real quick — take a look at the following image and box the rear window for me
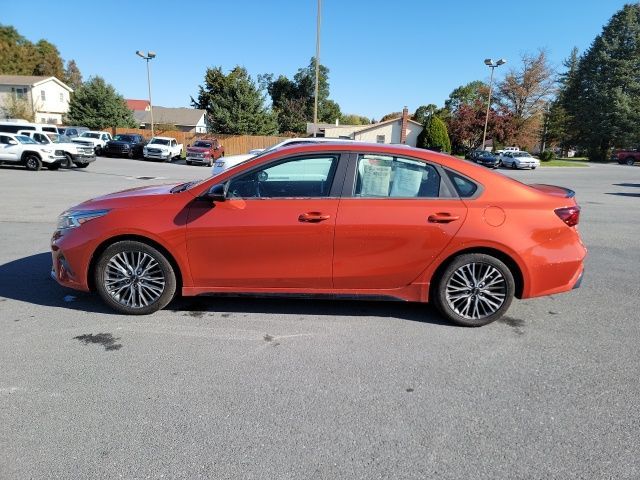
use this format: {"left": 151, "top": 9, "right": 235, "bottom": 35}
{"left": 446, "top": 171, "right": 478, "bottom": 198}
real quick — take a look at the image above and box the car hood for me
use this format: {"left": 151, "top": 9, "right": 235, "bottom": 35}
{"left": 75, "top": 183, "right": 180, "bottom": 210}
{"left": 107, "top": 140, "right": 136, "bottom": 146}
{"left": 73, "top": 138, "right": 99, "bottom": 144}
{"left": 187, "top": 147, "right": 210, "bottom": 153}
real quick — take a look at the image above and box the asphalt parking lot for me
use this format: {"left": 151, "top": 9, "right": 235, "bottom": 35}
{"left": 1, "top": 156, "right": 639, "bottom": 479}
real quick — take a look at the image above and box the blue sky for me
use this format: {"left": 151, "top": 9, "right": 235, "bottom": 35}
{"left": 3, "top": 0, "right": 629, "bottom": 119}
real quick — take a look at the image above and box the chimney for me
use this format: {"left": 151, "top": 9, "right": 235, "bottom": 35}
{"left": 400, "top": 106, "right": 408, "bottom": 144}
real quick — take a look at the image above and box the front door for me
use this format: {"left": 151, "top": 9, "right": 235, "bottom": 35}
{"left": 186, "top": 153, "right": 345, "bottom": 289}
{"left": 333, "top": 153, "right": 467, "bottom": 289}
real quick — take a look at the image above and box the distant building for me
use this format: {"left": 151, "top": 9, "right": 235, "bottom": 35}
{"left": 125, "top": 99, "right": 151, "bottom": 112}
{"left": 0, "top": 75, "right": 73, "bottom": 124}
{"left": 307, "top": 107, "right": 423, "bottom": 147}
{"left": 133, "top": 106, "right": 207, "bottom": 133}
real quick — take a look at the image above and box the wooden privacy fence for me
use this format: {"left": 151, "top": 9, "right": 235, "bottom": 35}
{"left": 110, "top": 128, "right": 291, "bottom": 155}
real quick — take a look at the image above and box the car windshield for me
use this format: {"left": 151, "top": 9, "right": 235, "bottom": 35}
{"left": 16, "top": 135, "right": 37, "bottom": 144}
{"left": 193, "top": 141, "right": 212, "bottom": 148}
{"left": 80, "top": 132, "right": 100, "bottom": 139}
{"left": 515, "top": 152, "right": 531, "bottom": 157}
{"left": 114, "top": 135, "right": 133, "bottom": 142}
{"left": 149, "top": 138, "right": 170, "bottom": 145}
{"left": 46, "top": 134, "right": 68, "bottom": 143}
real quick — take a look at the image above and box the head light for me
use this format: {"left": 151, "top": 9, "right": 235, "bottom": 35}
{"left": 56, "top": 209, "right": 110, "bottom": 230}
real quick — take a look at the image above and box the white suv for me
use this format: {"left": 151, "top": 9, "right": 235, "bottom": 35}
{"left": 211, "top": 137, "right": 354, "bottom": 176}
{"left": 0, "top": 133, "right": 66, "bottom": 170}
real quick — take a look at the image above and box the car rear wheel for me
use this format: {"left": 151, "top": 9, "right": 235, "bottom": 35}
{"left": 94, "top": 241, "right": 177, "bottom": 315}
{"left": 433, "top": 253, "right": 515, "bottom": 327}
{"left": 511, "top": 161, "right": 518, "bottom": 169}
{"left": 625, "top": 157, "right": 635, "bottom": 166}
{"left": 24, "top": 154, "right": 42, "bottom": 171}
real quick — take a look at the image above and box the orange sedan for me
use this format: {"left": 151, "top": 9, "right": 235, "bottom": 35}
{"left": 51, "top": 143, "right": 586, "bottom": 326}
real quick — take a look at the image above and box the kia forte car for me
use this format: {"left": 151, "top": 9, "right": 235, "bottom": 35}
{"left": 51, "top": 143, "right": 586, "bottom": 326}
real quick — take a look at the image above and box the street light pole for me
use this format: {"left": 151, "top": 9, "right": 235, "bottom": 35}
{"left": 481, "top": 58, "right": 506, "bottom": 151}
{"left": 313, "top": 0, "right": 321, "bottom": 137}
{"left": 136, "top": 50, "right": 156, "bottom": 137}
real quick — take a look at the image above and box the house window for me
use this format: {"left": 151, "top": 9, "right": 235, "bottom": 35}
{"left": 376, "top": 135, "right": 385, "bottom": 144}
{"left": 59, "top": 93, "right": 64, "bottom": 102}
{"left": 41, "top": 90, "right": 46, "bottom": 101}
{"left": 12, "top": 87, "right": 26, "bottom": 99}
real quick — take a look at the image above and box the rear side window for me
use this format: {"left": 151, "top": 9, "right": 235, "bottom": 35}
{"left": 354, "top": 154, "right": 440, "bottom": 198}
{"left": 446, "top": 171, "right": 478, "bottom": 198}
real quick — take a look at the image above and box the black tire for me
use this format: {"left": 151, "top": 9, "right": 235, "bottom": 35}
{"left": 433, "top": 253, "right": 515, "bottom": 327}
{"left": 24, "top": 154, "right": 42, "bottom": 171}
{"left": 185, "top": 160, "right": 192, "bottom": 166}
{"left": 64, "top": 153, "right": 74, "bottom": 168}
{"left": 94, "top": 240, "right": 177, "bottom": 315}
{"left": 95, "top": 146, "right": 102, "bottom": 156}
{"left": 625, "top": 157, "right": 635, "bottom": 166}
{"left": 47, "top": 163, "right": 60, "bottom": 170}
{"left": 531, "top": 166, "right": 537, "bottom": 170}
{"left": 74, "top": 162, "right": 89, "bottom": 168}
{"left": 511, "top": 161, "right": 518, "bottom": 169}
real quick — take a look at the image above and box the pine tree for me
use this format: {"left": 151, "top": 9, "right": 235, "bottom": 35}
{"left": 417, "top": 115, "right": 451, "bottom": 153}
{"left": 192, "top": 66, "right": 277, "bottom": 135}
{"left": 570, "top": 5, "right": 640, "bottom": 160}
{"left": 65, "top": 77, "right": 136, "bottom": 129}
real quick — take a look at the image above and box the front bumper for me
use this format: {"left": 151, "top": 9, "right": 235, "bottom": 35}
{"left": 186, "top": 155, "right": 212, "bottom": 164}
{"left": 144, "top": 151, "right": 171, "bottom": 160}
{"left": 71, "top": 153, "right": 96, "bottom": 163}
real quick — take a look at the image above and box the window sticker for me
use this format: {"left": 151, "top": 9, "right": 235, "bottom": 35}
{"left": 360, "top": 158, "right": 392, "bottom": 196}
{"left": 390, "top": 165, "right": 422, "bottom": 197}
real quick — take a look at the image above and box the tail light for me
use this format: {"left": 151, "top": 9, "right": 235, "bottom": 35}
{"left": 555, "top": 206, "right": 580, "bottom": 227}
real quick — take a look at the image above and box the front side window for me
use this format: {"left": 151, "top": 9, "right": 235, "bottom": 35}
{"left": 228, "top": 155, "right": 339, "bottom": 199}
{"left": 354, "top": 154, "right": 440, "bottom": 198}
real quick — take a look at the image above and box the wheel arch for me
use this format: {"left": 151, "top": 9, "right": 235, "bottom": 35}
{"left": 21, "top": 150, "right": 42, "bottom": 160}
{"left": 87, "top": 234, "right": 184, "bottom": 292}
{"left": 430, "top": 246, "right": 525, "bottom": 299}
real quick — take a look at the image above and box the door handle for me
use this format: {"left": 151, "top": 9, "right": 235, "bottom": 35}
{"left": 428, "top": 212, "right": 460, "bottom": 223}
{"left": 298, "top": 212, "right": 331, "bottom": 223}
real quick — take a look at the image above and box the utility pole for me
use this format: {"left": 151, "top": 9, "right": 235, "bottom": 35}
{"left": 313, "top": 0, "right": 321, "bottom": 137}
{"left": 482, "top": 58, "right": 506, "bottom": 150}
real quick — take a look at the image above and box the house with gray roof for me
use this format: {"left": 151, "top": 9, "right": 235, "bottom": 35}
{"left": 133, "top": 107, "right": 207, "bottom": 133}
{"left": 0, "top": 75, "right": 73, "bottom": 124}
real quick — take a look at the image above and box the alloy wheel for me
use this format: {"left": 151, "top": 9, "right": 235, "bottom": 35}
{"left": 103, "top": 251, "right": 166, "bottom": 309}
{"left": 445, "top": 262, "right": 507, "bottom": 320}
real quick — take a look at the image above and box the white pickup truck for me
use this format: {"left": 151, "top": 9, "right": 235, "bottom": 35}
{"left": 72, "top": 131, "right": 113, "bottom": 155}
{"left": 143, "top": 136, "right": 183, "bottom": 162}
{"left": 0, "top": 132, "right": 66, "bottom": 170}
{"left": 18, "top": 130, "right": 95, "bottom": 168}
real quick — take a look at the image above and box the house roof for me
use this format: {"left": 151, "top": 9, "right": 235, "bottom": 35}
{"left": 134, "top": 107, "right": 206, "bottom": 127}
{"left": 0, "top": 75, "right": 73, "bottom": 92}
{"left": 126, "top": 99, "right": 150, "bottom": 111}
{"left": 353, "top": 116, "right": 423, "bottom": 136}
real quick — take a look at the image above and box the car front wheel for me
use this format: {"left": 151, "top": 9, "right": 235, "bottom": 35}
{"left": 433, "top": 253, "right": 515, "bottom": 327}
{"left": 625, "top": 157, "right": 635, "bottom": 166}
{"left": 94, "top": 241, "right": 177, "bottom": 315}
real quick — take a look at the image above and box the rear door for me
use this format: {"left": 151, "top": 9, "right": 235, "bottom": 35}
{"left": 0, "top": 135, "right": 21, "bottom": 161}
{"left": 333, "top": 153, "right": 467, "bottom": 289}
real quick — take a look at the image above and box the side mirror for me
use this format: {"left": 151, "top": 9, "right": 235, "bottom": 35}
{"left": 203, "top": 183, "right": 226, "bottom": 202}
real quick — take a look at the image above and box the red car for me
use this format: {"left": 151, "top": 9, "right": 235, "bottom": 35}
{"left": 51, "top": 143, "right": 586, "bottom": 326}
{"left": 185, "top": 138, "right": 224, "bottom": 166}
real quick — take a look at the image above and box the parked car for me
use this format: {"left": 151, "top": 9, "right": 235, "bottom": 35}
{"left": 143, "top": 136, "right": 183, "bottom": 161}
{"left": 610, "top": 148, "right": 640, "bottom": 165}
{"left": 0, "top": 120, "right": 60, "bottom": 135}
{"left": 104, "top": 134, "right": 146, "bottom": 159}
{"left": 495, "top": 146, "right": 520, "bottom": 155}
{"left": 17, "top": 131, "right": 95, "bottom": 168}
{"left": 72, "top": 131, "right": 113, "bottom": 155}
{"left": 211, "top": 137, "right": 353, "bottom": 176}
{"left": 0, "top": 133, "right": 66, "bottom": 170}
{"left": 51, "top": 142, "right": 586, "bottom": 327}
{"left": 500, "top": 151, "right": 540, "bottom": 169}
{"left": 185, "top": 138, "right": 224, "bottom": 166}
{"left": 59, "top": 126, "right": 89, "bottom": 138}
{"left": 474, "top": 151, "right": 500, "bottom": 168}
{"left": 465, "top": 149, "right": 484, "bottom": 161}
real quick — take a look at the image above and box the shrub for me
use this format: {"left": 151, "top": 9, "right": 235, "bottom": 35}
{"left": 539, "top": 150, "right": 555, "bottom": 162}
{"left": 417, "top": 116, "right": 451, "bottom": 153}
